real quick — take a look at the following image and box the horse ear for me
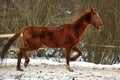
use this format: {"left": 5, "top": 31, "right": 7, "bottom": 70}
{"left": 94, "top": 8, "right": 97, "bottom": 11}
{"left": 91, "top": 8, "right": 97, "bottom": 12}
{"left": 91, "top": 8, "right": 93, "bottom": 12}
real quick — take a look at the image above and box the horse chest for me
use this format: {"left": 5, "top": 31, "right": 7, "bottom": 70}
{"left": 68, "top": 36, "right": 79, "bottom": 44}
{"left": 65, "top": 30, "right": 80, "bottom": 46}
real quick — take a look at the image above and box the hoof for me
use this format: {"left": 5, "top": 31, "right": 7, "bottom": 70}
{"left": 66, "top": 65, "right": 74, "bottom": 72}
{"left": 24, "top": 63, "right": 28, "bottom": 68}
{"left": 16, "top": 68, "right": 24, "bottom": 71}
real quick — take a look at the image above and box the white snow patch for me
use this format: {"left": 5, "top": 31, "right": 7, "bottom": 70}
{"left": 0, "top": 58, "right": 120, "bottom": 80}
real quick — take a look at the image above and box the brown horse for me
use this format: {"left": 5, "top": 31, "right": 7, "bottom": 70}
{"left": 0, "top": 8, "right": 103, "bottom": 71}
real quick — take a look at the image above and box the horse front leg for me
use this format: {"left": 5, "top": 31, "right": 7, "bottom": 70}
{"left": 70, "top": 46, "right": 82, "bottom": 61}
{"left": 65, "top": 46, "right": 74, "bottom": 72}
{"left": 17, "top": 51, "right": 23, "bottom": 71}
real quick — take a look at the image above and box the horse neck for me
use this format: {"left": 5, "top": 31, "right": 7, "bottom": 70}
{"left": 72, "top": 16, "right": 90, "bottom": 38}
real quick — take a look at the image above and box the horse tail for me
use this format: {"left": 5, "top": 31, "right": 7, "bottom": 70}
{"left": 0, "top": 29, "right": 23, "bottom": 60}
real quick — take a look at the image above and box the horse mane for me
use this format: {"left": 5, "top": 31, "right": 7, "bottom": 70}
{"left": 71, "top": 9, "right": 92, "bottom": 36}
{"left": 72, "top": 9, "right": 92, "bottom": 25}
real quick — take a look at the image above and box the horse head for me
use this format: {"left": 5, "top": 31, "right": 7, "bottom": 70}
{"left": 90, "top": 8, "right": 103, "bottom": 30}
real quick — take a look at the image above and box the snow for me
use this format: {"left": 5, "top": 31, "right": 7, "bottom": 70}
{"left": 0, "top": 58, "right": 120, "bottom": 80}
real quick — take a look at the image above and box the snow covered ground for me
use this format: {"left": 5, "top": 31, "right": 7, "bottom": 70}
{"left": 0, "top": 58, "right": 120, "bottom": 80}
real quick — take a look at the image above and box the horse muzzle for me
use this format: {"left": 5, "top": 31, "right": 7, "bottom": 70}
{"left": 98, "top": 25, "right": 104, "bottom": 31}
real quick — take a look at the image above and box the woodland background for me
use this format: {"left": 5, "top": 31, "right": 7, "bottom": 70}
{"left": 0, "top": 0, "right": 120, "bottom": 64}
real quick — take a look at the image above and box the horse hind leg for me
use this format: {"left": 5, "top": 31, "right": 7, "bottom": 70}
{"left": 17, "top": 51, "right": 23, "bottom": 71}
{"left": 20, "top": 47, "right": 31, "bottom": 68}
{"left": 21, "top": 38, "right": 42, "bottom": 68}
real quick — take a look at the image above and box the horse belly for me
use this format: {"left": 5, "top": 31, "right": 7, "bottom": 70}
{"left": 41, "top": 34, "right": 66, "bottom": 48}
{"left": 40, "top": 28, "right": 66, "bottom": 48}
{"left": 41, "top": 38, "right": 64, "bottom": 48}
